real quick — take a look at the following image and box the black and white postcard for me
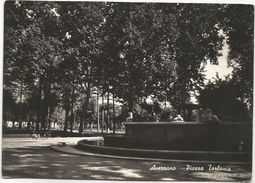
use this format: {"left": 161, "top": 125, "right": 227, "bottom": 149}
{"left": 2, "top": 0, "right": 253, "bottom": 181}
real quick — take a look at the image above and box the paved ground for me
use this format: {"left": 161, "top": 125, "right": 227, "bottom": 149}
{"left": 1, "top": 136, "right": 252, "bottom": 181}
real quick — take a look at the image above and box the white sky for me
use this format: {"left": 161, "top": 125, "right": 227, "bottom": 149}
{"left": 190, "top": 40, "right": 233, "bottom": 103}
{"left": 204, "top": 38, "right": 233, "bottom": 82}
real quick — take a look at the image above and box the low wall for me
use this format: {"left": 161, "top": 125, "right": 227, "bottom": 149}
{"left": 112, "top": 122, "right": 252, "bottom": 151}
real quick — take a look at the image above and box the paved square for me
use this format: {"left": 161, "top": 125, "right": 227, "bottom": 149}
{"left": 2, "top": 136, "right": 252, "bottom": 181}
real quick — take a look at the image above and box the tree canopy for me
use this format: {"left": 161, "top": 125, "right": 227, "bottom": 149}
{"left": 4, "top": 2, "right": 253, "bottom": 132}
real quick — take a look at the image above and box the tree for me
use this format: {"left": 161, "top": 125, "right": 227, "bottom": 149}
{"left": 99, "top": 3, "right": 178, "bottom": 113}
{"left": 5, "top": 1, "right": 64, "bottom": 131}
{"left": 58, "top": 2, "right": 106, "bottom": 133}
{"left": 99, "top": 3, "right": 226, "bottom": 114}
{"left": 3, "top": 87, "right": 16, "bottom": 122}
{"left": 5, "top": 2, "right": 251, "bottom": 131}
{"left": 170, "top": 4, "right": 224, "bottom": 110}
{"left": 219, "top": 4, "right": 253, "bottom": 109}
{"left": 198, "top": 76, "right": 252, "bottom": 122}
{"left": 4, "top": 1, "right": 36, "bottom": 129}
{"left": 197, "top": 4, "right": 253, "bottom": 123}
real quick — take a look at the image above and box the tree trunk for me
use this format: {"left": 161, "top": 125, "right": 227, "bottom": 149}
{"left": 41, "top": 110, "right": 47, "bottom": 131}
{"left": 79, "top": 87, "right": 91, "bottom": 134}
{"left": 101, "top": 94, "right": 104, "bottom": 133}
{"left": 107, "top": 90, "right": 110, "bottom": 133}
{"left": 79, "top": 104, "right": 87, "bottom": 134}
{"left": 47, "top": 105, "right": 53, "bottom": 130}
{"left": 70, "top": 83, "right": 75, "bottom": 133}
{"left": 18, "top": 82, "right": 23, "bottom": 130}
{"left": 128, "top": 98, "right": 134, "bottom": 113}
{"left": 36, "top": 79, "right": 43, "bottom": 132}
{"left": 165, "top": 92, "right": 167, "bottom": 108}
{"left": 46, "top": 83, "right": 53, "bottom": 131}
{"left": 70, "top": 105, "right": 74, "bottom": 133}
{"left": 113, "top": 92, "right": 116, "bottom": 134}
{"left": 79, "top": 66, "right": 92, "bottom": 134}
{"left": 64, "top": 106, "right": 70, "bottom": 133}
{"left": 79, "top": 112, "right": 84, "bottom": 134}
{"left": 64, "top": 90, "right": 70, "bottom": 133}
{"left": 97, "top": 89, "right": 100, "bottom": 132}
{"left": 27, "top": 109, "right": 31, "bottom": 132}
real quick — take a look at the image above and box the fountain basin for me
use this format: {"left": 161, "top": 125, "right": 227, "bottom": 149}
{"left": 77, "top": 121, "right": 252, "bottom": 162}
{"left": 110, "top": 122, "right": 252, "bottom": 151}
{"left": 77, "top": 139, "right": 251, "bottom": 162}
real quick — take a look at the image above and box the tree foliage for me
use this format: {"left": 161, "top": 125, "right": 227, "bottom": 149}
{"left": 3, "top": 2, "right": 253, "bottom": 131}
{"left": 219, "top": 4, "right": 253, "bottom": 108}
{"left": 198, "top": 77, "right": 252, "bottom": 122}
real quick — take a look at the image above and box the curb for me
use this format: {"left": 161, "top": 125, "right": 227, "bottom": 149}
{"left": 50, "top": 145, "right": 252, "bottom": 164}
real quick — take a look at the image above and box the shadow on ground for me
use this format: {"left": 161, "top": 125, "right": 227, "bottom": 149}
{"left": 2, "top": 142, "right": 252, "bottom": 181}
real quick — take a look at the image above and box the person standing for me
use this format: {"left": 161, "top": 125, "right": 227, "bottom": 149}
{"left": 173, "top": 114, "right": 184, "bottom": 122}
